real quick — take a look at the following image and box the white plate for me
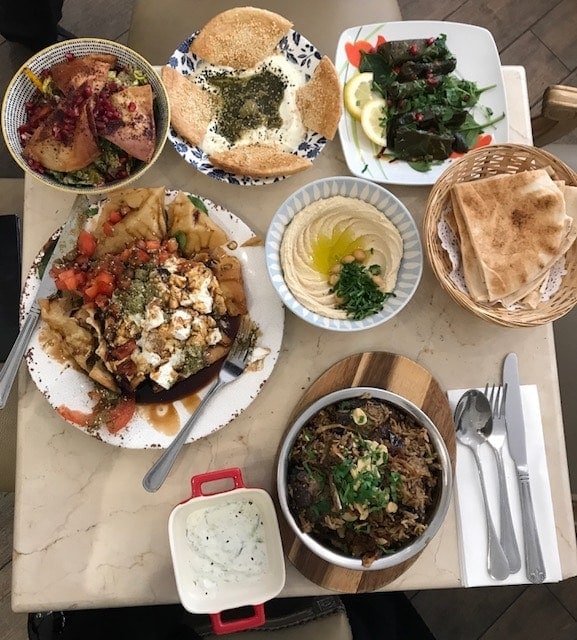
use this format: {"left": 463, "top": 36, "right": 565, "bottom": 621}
{"left": 265, "top": 176, "right": 423, "bottom": 331}
{"left": 335, "top": 21, "right": 509, "bottom": 186}
{"left": 165, "top": 30, "right": 329, "bottom": 186}
{"left": 21, "top": 192, "right": 285, "bottom": 449}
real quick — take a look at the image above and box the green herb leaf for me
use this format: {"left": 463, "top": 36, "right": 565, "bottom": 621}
{"left": 331, "top": 260, "right": 392, "bottom": 320}
{"left": 173, "top": 230, "right": 187, "bottom": 253}
{"left": 187, "top": 194, "right": 208, "bottom": 214}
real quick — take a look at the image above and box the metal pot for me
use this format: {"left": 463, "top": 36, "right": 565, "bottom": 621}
{"left": 276, "top": 386, "right": 453, "bottom": 571}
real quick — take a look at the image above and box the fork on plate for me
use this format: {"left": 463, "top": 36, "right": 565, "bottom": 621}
{"left": 143, "top": 316, "right": 258, "bottom": 493}
{"left": 483, "top": 384, "right": 522, "bottom": 573}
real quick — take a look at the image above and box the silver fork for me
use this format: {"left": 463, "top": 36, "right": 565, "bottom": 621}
{"left": 143, "top": 316, "right": 258, "bottom": 493}
{"left": 483, "top": 384, "right": 522, "bottom": 573}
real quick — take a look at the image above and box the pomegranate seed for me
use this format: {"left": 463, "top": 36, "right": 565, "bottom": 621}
{"left": 127, "top": 101, "right": 136, "bottom": 112}
{"left": 408, "top": 44, "right": 419, "bottom": 56}
{"left": 426, "top": 36, "right": 436, "bottom": 45}
{"left": 65, "top": 52, "right": 75, "bottom": 61}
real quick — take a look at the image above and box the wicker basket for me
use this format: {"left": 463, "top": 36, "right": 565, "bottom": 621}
{"left": 423, "top": 143, "right": 577, "bottom": 327}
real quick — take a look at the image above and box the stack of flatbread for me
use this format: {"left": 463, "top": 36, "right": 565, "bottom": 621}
{"left": 161, "top": 7, "right": 341, "bottom": 178}
{"left": 448, "top": 169, "right": 577, "bottom": 309}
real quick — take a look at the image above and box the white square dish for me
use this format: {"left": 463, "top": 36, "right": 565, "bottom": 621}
{"left": 168, "top": 468, "right": 285, "bottom": 634}
{"left": 335, "top": 21, "right": 509, "bottom": 186}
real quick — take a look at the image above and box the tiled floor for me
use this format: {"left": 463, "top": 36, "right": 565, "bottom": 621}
{"left": 1, "top": 1, "right": 577, "bottom": 639}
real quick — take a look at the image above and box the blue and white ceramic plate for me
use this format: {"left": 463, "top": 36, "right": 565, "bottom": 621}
{"left": 165, "top": 30, "right": 329, "bottom": 186}
{"left": 266, "top": 176, "right": 423, "bottom": 331}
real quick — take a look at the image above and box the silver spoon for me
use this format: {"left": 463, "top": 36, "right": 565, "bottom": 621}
{"left": 455, "top": 389, "right": 510, "bottom": 580}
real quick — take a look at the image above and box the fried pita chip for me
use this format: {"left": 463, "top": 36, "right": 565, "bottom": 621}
{"left": 101, "top": 84, "right": 156, "bottom": 162}
{"left": 92, "top": 187, "right": 167, "bottom": 256}
{"left": 167, "top": 190, "right": 229, "bottom": 256}
{"left": 50, "top": 54, "right": 117, "bottom": 94}
{"left": 23, "top": 90, "right": 100, "bottom": 172}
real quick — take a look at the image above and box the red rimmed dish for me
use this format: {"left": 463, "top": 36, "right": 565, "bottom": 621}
{"left": 168, "top": 468, "right": 286, "bottom": 635}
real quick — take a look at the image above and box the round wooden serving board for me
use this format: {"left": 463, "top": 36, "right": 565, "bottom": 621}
{"left": 278, "top": 351, "right": 456, "bottom": 593}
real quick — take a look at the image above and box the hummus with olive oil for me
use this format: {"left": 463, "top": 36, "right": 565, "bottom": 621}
{"left": 280, "top": 196, "right": 403, "bottom": 319}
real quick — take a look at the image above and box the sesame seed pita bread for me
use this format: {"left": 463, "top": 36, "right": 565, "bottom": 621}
{"left": 189, "top": 7, "right": 292, "bottom": 69}
{"left": 209, "top": 143, "right": 311, "bottom": 178}
{"left": 451, "top": 169, "right": 576, "bottom": 304}
{"left": 161, "top": 66, "right": 214, "bottom": 147}
{"left": 296, "top": 56, "right": 342, "bottom": 140}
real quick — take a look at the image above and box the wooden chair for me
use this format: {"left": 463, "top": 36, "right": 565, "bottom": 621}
{"left": 532, "top": 85, "right": 577, "bottom": 147}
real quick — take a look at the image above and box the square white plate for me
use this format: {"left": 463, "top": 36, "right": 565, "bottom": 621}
{"left": 335, "top": 21, "right": 509, "bottom": 186}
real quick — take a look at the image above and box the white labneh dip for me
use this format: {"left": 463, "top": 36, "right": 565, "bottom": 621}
{"left": 192, "top": 54, "right": 306, "bottom": 154}
{"left": 185, "top": 497, "right": 268, "bottom": 595}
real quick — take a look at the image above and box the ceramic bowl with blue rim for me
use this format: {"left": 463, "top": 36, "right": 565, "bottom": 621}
{"left": 1, "top": 38, "right": 169, "bottom": 195}
{"left": 165, "top": 30, "right": 329, "bottom": 186}
{"left": 266, "top": 176, "right": 423, "bottom": 331}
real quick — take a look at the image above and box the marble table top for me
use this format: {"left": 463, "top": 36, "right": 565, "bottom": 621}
{"left": 10, "top": 64, "right": 577, "bottom": 612}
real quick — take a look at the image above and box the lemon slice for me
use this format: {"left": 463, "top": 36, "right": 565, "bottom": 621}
{"left": 343, "top": 72, "right": 378, "bottom": 120}
{"left": 360, "top": 98, "right": 388, "bottom": 147}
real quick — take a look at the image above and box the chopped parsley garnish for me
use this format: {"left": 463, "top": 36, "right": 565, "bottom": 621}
{"left": 330, "top": 260, "right": 393, "bottom": 320}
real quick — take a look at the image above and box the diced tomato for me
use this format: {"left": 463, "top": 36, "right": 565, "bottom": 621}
{"left": 108, "top": 210, "right": 122, "bottom": 224}
{"left": 57, "top": 405, "right": 96, "bottom": 427}
{"left": 84, "top": 271, "right": 115, "bottom": 300}
{"left": 77, "top": 229, "right": 96, "bottom": 257}
{"left": 105, "top": 396, "right": 136, "bottom": 434}
{"left": 145, "top": 240, "right": 161, "bottom": 251}
{"left": 54, "top": 267, "right": 85, "bottom": 292}
{"left": 102, "top": 221, "right": 114, "bottom": 237}
{"left": 135, "top": 249, "right": 150, "bottom": 263}
{"left": 164, "top": 237, "right": 179, "bottom": 253}
{"left": 109, "top": 339, "right": 137, "bottom": 360}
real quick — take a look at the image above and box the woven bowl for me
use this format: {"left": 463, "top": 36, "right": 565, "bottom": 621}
{"left": 1, "top": 38, "right": 169, "bottom": 195}
{"left": 423, "top": 143, "right": 577, "bottom": 327}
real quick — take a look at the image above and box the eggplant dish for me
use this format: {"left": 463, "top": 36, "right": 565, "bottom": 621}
{"left": 287, "top": 395, "right": 441, "bottom": 567}
{"left": 38, "top": 187, "right": 247, "bottom": 434}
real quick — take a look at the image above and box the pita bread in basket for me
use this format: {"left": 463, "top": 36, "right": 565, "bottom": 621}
{"left": 423, "top": 144, "right": 577, "bottom": 327}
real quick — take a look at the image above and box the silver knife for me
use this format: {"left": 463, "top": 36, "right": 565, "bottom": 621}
{"left": 0, "top": 196, "right": 90, "bottom": 409}
{"left": 502, "top": 352, "right": 546, "bottom": 584}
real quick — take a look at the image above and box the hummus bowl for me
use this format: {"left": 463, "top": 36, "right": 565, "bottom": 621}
{"left": 265, "top": 176, "right": 423, "bottom": 330}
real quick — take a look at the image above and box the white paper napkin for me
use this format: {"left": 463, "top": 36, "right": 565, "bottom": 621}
{"left": 448, "top": 385, "right": 562, "bottom": 586}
